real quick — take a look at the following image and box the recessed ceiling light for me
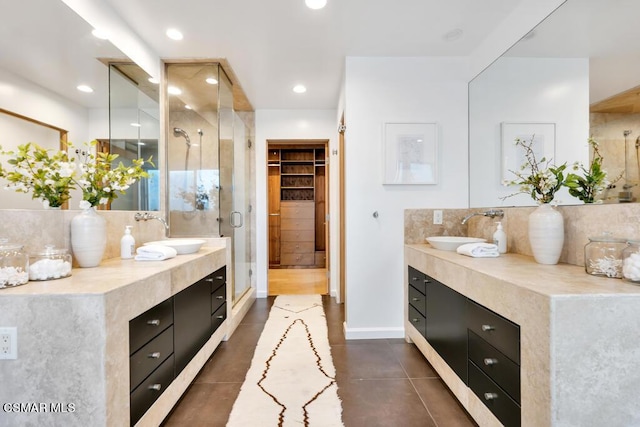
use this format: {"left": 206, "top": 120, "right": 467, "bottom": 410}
{"left": 305, "top": 0, "right": 327, "bottom": 9}
{"left": 166, "top": 28, "right": 184, "bottom": 40}
{"left": 148, "top": 77, "right": 159, "bottom": 84}
{"left": 184, "top": 104, "right": 192, "bottom": 110}
{"left": 91, "top": 28, "right": 109, "bottom": 40}
{"left": 130, "top": 123, "right": 142, "bottom": 127}
{"left": 205, "top": 77, "right": 218, "bottom": 85}
{"left": 293, "top": 84, "right": 307, "bottom": 94}
{"left": 76, "top": 85, "right": 93, "bottom": 93}
{"left": 167, "top": 86, "right": 182, "bottom": 95}
{"left": 442, "top": 28, "right": 463, "bottom": 42}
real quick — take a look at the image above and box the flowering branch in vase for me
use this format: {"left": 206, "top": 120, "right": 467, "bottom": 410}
{"left": 501, "top": 135, "right": 567, "bottom": 204}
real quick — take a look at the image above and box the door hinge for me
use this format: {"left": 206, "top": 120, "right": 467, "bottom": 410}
{"left": 249, "top": 268, "right": 253, "bottom": 277}
{"left": 326, "top": 270, "right": 330, "bottom": 278}
{"left": 248, "top": 204, "right": 253, "bottom": 213}
{"left": 338, "top": 124, "right": 346, "bottom": 133}
{"left": 248, "top": 139, "right": 252, "bottom": 149}
{"left": 325, "top": 213, "right": 330, "bottom": 222}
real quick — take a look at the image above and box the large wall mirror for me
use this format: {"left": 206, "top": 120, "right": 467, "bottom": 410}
{"left": 0, "top": 0, "right": 159, "bottom": 210}
{"left": 469, "top": 0, "right": 640, "bottom": 207}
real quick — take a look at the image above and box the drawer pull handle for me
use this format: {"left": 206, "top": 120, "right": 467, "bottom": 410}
{"left": 483, "top": 392, "right": 499, "bottom": 401}
{"left": 148, "top": 352, "right": 161, "bottom": 359}
{"left": 205, "top": 278, "right": 214, "bottom": 282}
{"left": 481, "top": 324, "right": 495, "bottom": 332}
{"left": 215, "top": 295, "right": 224, "bottom": 300}
{"left": 412, "top": 318, "right": 419, "bottom": 323}
{"left": 411, "top": 297, "right": 420, "bottom": 302}
{"left": 424, "top": 279, "right": 430, "bottom": 283}
{"left": 483, "top": 358, "right": 498, "bottom": 366}
{"left": 147, "top": 319, "right": 160, "bottom": 326}
{"left": 148, "top": 384, "right": 162, "bottom": 391}
{"left": 216, "top": 315, "right": 224, "bottom": 319}
{"left": 412, "top": 277, "right": 418, "bottom": 281}
{"left": 216, "top": 276, "right": 224, "bottom": 280}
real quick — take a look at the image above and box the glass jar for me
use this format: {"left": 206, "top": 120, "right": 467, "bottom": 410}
{"left": 622, "top": 240, "right": 640, "bottom": 284}
{"left": 584, "top": 233, "right": 626, "bottom": 278}
{"left": 0, "top": 239, "right": 29, "bottom": 288}
{"left": 29, "top": 245, "right": 72, "bottom": 281}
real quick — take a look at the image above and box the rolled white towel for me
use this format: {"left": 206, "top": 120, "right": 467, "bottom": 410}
{"left": 456, "top": 243, "right": 500, "bottom": 258}
{"left": 135, "top": 245, "right": 178, "bottom": 261}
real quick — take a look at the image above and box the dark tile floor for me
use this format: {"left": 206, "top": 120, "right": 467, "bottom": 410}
{"left": 162, "top": 296, "right": 476, "bottom": 427}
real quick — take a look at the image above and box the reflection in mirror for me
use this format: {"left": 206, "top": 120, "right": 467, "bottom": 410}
{"left": 108, "top": 64, "right": 160, "bottom": 211}
{"left": 469, "top": 0, "right": 640, "bottom": 207}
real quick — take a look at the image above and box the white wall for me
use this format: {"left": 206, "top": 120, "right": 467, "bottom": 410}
{"left": 343, "top": 57, "right": 469, "bottom": 339}
{"left": 469, "top": 57, "right": 589, "bottom": 207}
{"left": 255, "top": 109, "right": 338, "bottom": 298}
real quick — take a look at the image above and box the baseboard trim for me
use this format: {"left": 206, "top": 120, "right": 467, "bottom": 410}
{"left": 257, "top": 290, "right": 269, "bottom": 298}
{"left": 343, "top": 322, "right": 405, "bottom": 340}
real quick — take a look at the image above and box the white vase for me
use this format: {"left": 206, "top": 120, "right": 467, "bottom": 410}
{"left": 528, "top": 203, "right": 564, "bottom": 265}
{"left": 71, "top": 207, "right": 107, "bottom": 268}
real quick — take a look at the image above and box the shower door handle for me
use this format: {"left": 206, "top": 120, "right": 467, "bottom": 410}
{"left": 230, "top": 211, "right": 243, "bottom": 228}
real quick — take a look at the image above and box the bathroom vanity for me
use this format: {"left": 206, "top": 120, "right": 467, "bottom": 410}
{"left": 406, "top": 244, "right": 640, "bottom": 427}
{"left": 0, "top": 246, "right": 228, "bottom": 427}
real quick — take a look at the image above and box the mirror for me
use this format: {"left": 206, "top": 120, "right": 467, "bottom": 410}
{"left": 469, "top": 0, "right": 640, "bottom": 207}
{"left": 0, "top": 0, "right": 159, "bottom": 210}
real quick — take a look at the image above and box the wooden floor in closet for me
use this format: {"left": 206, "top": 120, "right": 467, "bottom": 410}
{"left": 268, "top": 268, "right": 327, "bottom": 295}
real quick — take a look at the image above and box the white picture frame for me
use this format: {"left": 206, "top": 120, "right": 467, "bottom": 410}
{"left": 382, "top": 122, "right": 438, "bottom": 185}
{"left": 501, "top": 122, "right": 556, "bottom": 182}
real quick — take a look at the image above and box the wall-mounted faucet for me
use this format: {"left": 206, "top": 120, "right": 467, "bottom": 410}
{"left": 461, "top": 209, "right": 504, "bottom": 225}
{"left": 134, "top": 212, "right": 169, "bottom": 231}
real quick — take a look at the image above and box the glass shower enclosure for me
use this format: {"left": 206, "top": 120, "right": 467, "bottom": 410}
{"left": 165, "top": 62, "right": 252, "bottom": 304}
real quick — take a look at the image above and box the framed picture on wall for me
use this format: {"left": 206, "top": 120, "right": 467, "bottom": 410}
{"left": 382, "top": 122, "right": 438, "bottom": 185}
{"left": 501, "top": 122, "right": 556, "bottom": 182}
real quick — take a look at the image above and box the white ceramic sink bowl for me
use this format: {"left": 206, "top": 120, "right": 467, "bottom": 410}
{"left": 143, "top": 239, "right": 206, "bottom": 255}
{"left": 426, "top": 236, "right": 486, "bottom": 251}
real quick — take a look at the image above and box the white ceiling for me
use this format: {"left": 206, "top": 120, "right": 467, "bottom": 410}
{"left": 0, "top": 0, "right": 523, "bottom": 111}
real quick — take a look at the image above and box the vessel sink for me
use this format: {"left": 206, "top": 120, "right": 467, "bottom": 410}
{"left": 426, "top": 236, "right": 486, "bottom": 251}
{"left": 143, "top": 238, "right": 206, "bottom": 255}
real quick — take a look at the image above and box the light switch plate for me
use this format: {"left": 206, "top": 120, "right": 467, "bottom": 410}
{"left": 0, "top": 327, "right": 17, "bottom": 360}
{"left": 433, "top": 210, "right": 443, "bottom": 225}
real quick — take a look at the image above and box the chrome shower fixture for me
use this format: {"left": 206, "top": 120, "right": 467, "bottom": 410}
{"left": 173, "top": 127, "right": 191, "bottom": 147}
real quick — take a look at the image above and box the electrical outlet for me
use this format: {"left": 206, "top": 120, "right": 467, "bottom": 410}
{"left": 433, "top": 210, "right": 443, "bottom": 225}
{"left": 0, "top": 327, "right": 17, "bottom": 360}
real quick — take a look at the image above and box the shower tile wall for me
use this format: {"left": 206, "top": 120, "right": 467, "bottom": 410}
{"left": 591, "top": 112, "right": 640, "bottom": 203}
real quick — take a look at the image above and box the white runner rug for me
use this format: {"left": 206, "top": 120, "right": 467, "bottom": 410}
{"left": 226, "top": 294, "right": 344, "bottom": 427}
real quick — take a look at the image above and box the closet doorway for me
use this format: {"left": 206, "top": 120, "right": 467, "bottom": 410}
{"left": 267, "top": 140, "right": 329, "bottom": 295}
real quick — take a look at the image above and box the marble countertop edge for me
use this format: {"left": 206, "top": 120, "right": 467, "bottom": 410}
{"left": 406, "top": 243, "right": 640, "bottom": 297}
{"left": 0, "top": 246, "right": 225, "bottom": 297}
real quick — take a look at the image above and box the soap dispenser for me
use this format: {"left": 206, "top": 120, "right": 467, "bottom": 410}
{"left": 120, "top": 226, "right": 135, "bottom": 259}
{"left": 493, "top": 221, "right": 507, "bottom": 254}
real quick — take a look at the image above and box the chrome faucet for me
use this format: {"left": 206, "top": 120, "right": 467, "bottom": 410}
{"left": 461, "top": 209, "right": 504, "bottom": 225}
{"left": 134, "top": 212, "right": 169, "bottom": 230}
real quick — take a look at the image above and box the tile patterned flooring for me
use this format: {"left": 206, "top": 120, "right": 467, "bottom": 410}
{"left": 162, "top": 296, "right": 477, "bottom": 427}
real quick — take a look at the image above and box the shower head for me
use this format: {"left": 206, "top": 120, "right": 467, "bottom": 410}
{"left": 173, "top": 127, "right": 191, "bottom": 146}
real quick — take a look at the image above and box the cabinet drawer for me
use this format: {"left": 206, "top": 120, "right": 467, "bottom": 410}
{"left": 281, "top": 218, "right": 314, "bottom": 231}
{"left": 211, "top": 284, "right": 226, "bottom": 314}
{"left": 468, "top": 300, "right": 520, "bottom": 364}
{"left": 130, "top": 325, "right": 174, "bottom": 392}
{"left": 408, "top": 285, "right": 426, "bottom": 317}
{"left": 281, "top": 202, "right": 314, "bottom": 219}
{"left": 129, "top": 298, "right": 173, "bottom": 355}
{"left": 205, "top": 267, "right": 226, "bottom": 292}
{"left": 212, "top": 303, "right": 227, "bottom": 334}
{"left": 408, "top": 266, "right": 427, "bottom": 295}
{"left": 281, "top": 241, "right": 315, "bottom": 254}
{"left": 469, "top": 361, "right": 521, "bottom": 427}
{"left": 408, "top": 305, "right": 426, "bottom": 338}
{"left": 468, "top": 331, "right": 520, "bottom": 403}
{"left": 130, "top": 353, "right": 175, "bottom": 426}
{"left": 280, "top": 253, "right": 315, "bottom": 265}
{"left": 281, "top": 230, "right": 314, "bottom": 242}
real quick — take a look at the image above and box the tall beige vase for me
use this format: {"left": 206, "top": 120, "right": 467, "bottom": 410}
{"left": 528, "top": 203, "right": 564, "bottom": 264}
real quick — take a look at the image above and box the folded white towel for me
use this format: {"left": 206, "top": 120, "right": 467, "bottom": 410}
{"left": 135, "top": 245, "right": 178, "bottom": 261}
{"left": 456, "top": 243, "right": 500, "bottom": 258}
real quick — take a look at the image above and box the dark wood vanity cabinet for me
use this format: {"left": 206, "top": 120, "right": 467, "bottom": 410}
{"left": 425, "top": 277, "right": 468, "bottom": 383}
{"left": 407, "top": 265, "right": 521, "bottom": 427}
{"left": 129, "top": 266, "right": 227, "bottom": 426}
